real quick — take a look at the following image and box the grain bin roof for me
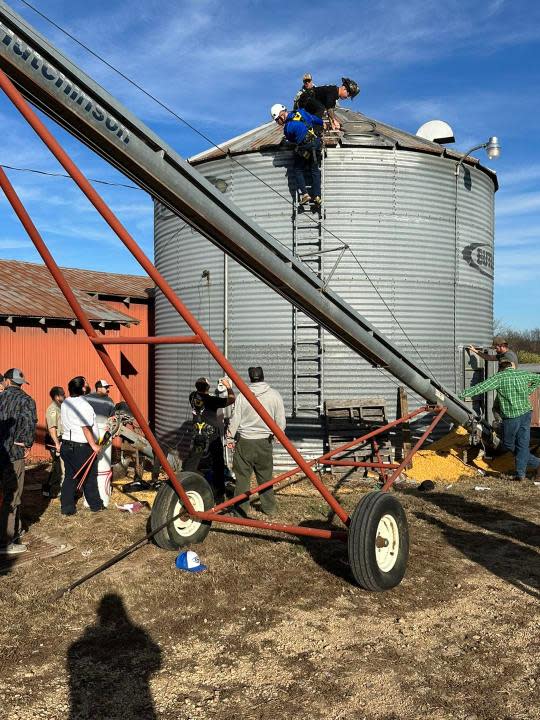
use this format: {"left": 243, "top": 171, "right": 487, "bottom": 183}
{"left": 0, "top": 260, "right": 152, "bottom": 324}
{"left": 190, "top": 108, "right": 498, "bottom": 189}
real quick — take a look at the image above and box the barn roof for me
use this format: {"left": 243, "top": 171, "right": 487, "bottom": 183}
{"left": 0, "top": 260, "right": 152, "bottom": 324}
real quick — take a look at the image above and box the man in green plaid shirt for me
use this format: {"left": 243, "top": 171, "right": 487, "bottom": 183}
{"left": 460, "top": 361, "right": 540, "bottom": 480}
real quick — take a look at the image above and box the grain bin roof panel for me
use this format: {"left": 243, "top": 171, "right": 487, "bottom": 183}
{"left": 190, "top": 109, "right": 498, "bottom": 188}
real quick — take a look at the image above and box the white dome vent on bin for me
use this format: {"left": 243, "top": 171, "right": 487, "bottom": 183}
{"left": 416, "top": 120, "right": 455, "bottom": 145}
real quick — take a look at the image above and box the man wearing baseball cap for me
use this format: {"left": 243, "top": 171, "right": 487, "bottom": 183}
{"left": 468, "top": 337, "right": 518, "bottom": 369}
{"left": 0, "top": 368, "right": 37, "bottom": 555}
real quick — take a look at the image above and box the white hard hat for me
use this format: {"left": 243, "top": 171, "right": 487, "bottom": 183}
{"left": 271, "top": 103, "right": 287, "bottom": 121}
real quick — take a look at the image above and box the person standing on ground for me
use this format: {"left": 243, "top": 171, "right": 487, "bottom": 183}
{"left": 42, "top": 386, "right": 65, "bottom": 499}
{"left": 468, "top": 337, "right": 518, "bottom": 368}
{"left": 60, "top": 376, "right": 103, "bottom": 516}
{"left": 460, "top": 360, "right": 540, "bottom": 481}
{"left": 296, "top": 77, "right": 360, "bottom": 131}
{"left": 227, "top": 366, "right": 286, "bottom": 517}
{"left": 468, "top": 337, "right": 519, "bottom": 423}
{"left": 271, "top": 103, "right": 324, "bottom": 208}
{"left": 86, "top": 380, "right": 116, "bottom": 506}
{"left": 0, "top": 368, "right": 37, "bottom": 555}
{"left": 183, "top": 377, "right": 235, "bottom": 504}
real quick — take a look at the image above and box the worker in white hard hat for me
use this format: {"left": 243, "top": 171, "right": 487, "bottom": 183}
{"left": 271, "top": 103, "right": 324, "bottom": 210}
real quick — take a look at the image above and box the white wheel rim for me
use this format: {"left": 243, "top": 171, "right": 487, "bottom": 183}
{"left": 172, "top": 490, "right": 205, "bottom": 537}
{"left": 375, "top": 513, "right": 400, "bottom": 572}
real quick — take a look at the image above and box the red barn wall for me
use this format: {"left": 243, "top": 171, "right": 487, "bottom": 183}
{"left": 0, "top": 299, "right": 152, "bottom": 460}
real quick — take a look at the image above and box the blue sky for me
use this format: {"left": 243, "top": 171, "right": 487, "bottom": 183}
{"left": 0, "top": 0, "right": 539, "bottom": 329}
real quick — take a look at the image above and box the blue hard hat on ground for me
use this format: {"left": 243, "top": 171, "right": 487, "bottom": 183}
{"left": 175, "top": 550, "right": 207, "bottom": 573}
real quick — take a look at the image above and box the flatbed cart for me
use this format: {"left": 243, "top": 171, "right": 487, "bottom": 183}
{"left": 0, "top": 1, "right": 478, "bottom": 589}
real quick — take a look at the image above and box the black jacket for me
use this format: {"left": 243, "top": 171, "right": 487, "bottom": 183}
{"left": 297, "top": 85, "right": 340, "bottom": 117}
{"left": 0, "top": 385, "right": 37, "bottom": 462}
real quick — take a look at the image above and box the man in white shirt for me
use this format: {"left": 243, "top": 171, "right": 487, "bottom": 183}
{"left": 227, "top": 367, "right": 286, "bottom": 517}
{"left": 60, "top": 376, "right": 103, "bottom": 516}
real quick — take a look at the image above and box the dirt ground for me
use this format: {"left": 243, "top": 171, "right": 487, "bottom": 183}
{"left": 1, "top": 465, "right": 539, "bottom": 720}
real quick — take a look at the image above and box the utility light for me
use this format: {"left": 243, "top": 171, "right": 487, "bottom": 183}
{"left": 486, "top": 136, "right": 500, "bottom": 160}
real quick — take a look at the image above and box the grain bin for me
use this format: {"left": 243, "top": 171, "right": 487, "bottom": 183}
{"left": 153, "top": 109, "right": 497, "bottom": 460}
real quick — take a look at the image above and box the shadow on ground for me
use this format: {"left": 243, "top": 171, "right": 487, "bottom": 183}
{"left": 412, "top": 490, "right": 540, "bottom": 598}
{"left": 67, "top": 593, "right": 161, "bottom": 720}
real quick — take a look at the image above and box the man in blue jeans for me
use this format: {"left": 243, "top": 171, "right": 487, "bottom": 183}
{"left": 460, "top": 360, "right": 540, "bottom": 481}
{"left": 271, "top": 103, "right": 323, "bottom": 209}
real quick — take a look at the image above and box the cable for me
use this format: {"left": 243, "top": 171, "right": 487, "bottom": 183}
{"left": 15, "top": 0, "right": 439, "bottom": 383}
{"left": 0, "top": 162, "right": 140, "bottom": 189}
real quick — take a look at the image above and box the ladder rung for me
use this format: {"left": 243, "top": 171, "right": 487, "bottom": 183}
{"left": 296, "top": 373, "right": 322, "bottom": 379}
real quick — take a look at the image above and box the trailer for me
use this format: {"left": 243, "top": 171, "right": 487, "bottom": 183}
{"left": 0, "top": 1, "right": 481, "bottom": 590}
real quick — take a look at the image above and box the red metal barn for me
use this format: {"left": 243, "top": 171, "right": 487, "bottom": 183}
{"left": 0, "top": 260, "right": 153, "bottom": 459}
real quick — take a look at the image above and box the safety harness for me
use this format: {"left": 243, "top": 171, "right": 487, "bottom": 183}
{"left": 285, "top": 111, "right": 320, "bottom": 162}
{"left": 189, "top": 391, "right": 218, "bottom": 454}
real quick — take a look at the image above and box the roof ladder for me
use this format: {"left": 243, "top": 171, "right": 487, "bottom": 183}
{"left": 292, "top": 146, "right": 326, "bottom": 417}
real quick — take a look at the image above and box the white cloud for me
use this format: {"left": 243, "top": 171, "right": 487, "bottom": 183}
{"left": 497, "top": 191, "right": 540, "bottom": 216}
{"left": 0, "top": 238, "right": 33, "bottom": 249}
{"left": 496, "top": 224, "right": 540, "bottom": 246}
{"left": 499, "top": 164, "right": 540, "bottom": 187}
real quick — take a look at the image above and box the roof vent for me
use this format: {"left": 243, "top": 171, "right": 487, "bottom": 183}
{"left": 416, "top": 120, "right": 455, "bottom": 145}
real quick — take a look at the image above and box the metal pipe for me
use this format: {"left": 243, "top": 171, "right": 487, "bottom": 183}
{"left": 0, "top": 164, "right": 196, "bottom": 516}
{"left": 91, "top": 335, "right": 201, "bottom": 345}
{"left": 53, "top": 510, "right": 183, "bottom": 599}
{"left": 193, "top": 511, "right": 347, "bottom": 541}
{"left": 0, "top": 69, "right": 352, "bottom": 525}
{"left": 381, "top": 407, "right": 447, "bottom": 492}
{"left": 223, "top": 254, "right": 229, "bottom": 358}
{"left": 324, "top": 460, "right": 400, "bottom": 468}
{"left": 210, "top": 405, "right": 434, "bottom": 514}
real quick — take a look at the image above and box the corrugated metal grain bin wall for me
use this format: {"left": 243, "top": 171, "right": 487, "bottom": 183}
{"left": 153, "top": 111, "right": 496, "bottom": 455}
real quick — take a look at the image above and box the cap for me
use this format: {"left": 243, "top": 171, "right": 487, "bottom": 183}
{"left": 175, "top": 550, "right": 207, "bottom": 573}
{"left": 4, "top": 368, "right": 29, "bottom": 385}
{"left": 95, "top": 379, "right": 113, "bottom": 389}
{"left": 492, "top": 336, "right": 508, "bottom": 346}
{"left": 302, "top": 73, "right": 312, "bottom": 82}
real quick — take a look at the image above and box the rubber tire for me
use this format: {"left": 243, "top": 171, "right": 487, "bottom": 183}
{"left": 151, "top": 471, "right": 214, "bottom": 550}
{"left": 348, "top": 491, "right": 409, "bottom": 591}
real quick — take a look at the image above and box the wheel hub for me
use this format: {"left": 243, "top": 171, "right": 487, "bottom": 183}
{"left": 375, "top": 513, "right": 400, "bottom": 572}
{"left": 173, "top": 490, "right": 205, "bottom": 537}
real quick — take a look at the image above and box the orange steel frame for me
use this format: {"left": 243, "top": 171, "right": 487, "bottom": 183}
{"left": 0, "top": 68, "right": 448, "bottom": 543}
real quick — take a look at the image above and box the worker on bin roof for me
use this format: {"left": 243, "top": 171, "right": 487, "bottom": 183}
{"left": 296, "top": 77, "right": 360, "bottom": 131}
{"left": 293, "top": 72, "right": 315, "bottom": 110}
{"left": 271, "top": 102, "right": 323, "bottom": 210}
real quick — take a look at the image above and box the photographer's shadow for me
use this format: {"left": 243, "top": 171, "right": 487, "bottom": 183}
{"left": 67, "top": 593, "right": 161, "bottom": 719}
